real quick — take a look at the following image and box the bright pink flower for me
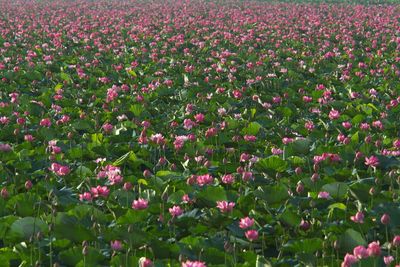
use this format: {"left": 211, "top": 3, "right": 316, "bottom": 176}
{"left": 139, "top": 258, "right": 154, "bottom": 267}
{"left": 350, "top": 211, "right": 364, "bottom": 224}
{"left": 24, "top": 135, "right": 34, "bottom": 142}
{"left": 1, "top": 188, "right": 9, "bottom": 199}
{"left": 367, "top": 241, "right": 381, "bottom": 257}
{"left": 239, "top": 217, "right": 254, "bottom": 229}
{"left": 0, "top": 143, "right": 12, "bottom": 152}
{"left": 365, "top": 156, "right": 379, "bottom": 167}
{"left": 111, "top": 240, "right": 122, "bottom": 251}
{"left": 79, "top": 192, "right": 92, "bottom": 202}
{"left": 341, "top": 253, "right": 358, "bottom": 267}
{"left": 381, "top": 213, "right": 390, "bottom": 225}
{"left": 384, "top": 256, "right": 394, "bottom": 266}
{"left": 245, "top": 230, "right": 259, "bottom": 241}
{"left": 90, "top": 186, "right": 109, "bottom": 198}
{"left": 329, "top": 109, "right": 340, "bottom": 120}
{"left": 317, "top": 191, "right": 330, "bottom": 199}
{"left": 25, "top": 180, "right": 33, "bottom": 190}
{"left": 169, "top": 205, "right": 183, "bottom": 217}
{"left": 150, "top": 133, "right": 166, "bottom": 145}
{"left": 132, "top": 198, "right": 149, "bottom": 210}
{"left": 282, "top": 137, "right": 294, "bottom": 144}
{"left": 393, "top": 139, "right": 400, "bottom": 148}
{"left": 216, "top": 201, "right": 235, "bottom": 213}
{"left": 194, "top": 113, "right": 205, "bottom": 123}
{"left": 40, "top": 118, "right": 52, "bottom": 127}
{"left": 240, "top": 153, "right": 250, "bottom": 162}
{"left": 102, "top": 123, "right": 114, "bottom": 133}
{"left": 205, "top": 127, "right": 218, "bottom": 138}
{"left": 241, "top": 171, "right": 253, "bottom": 182}
{"left": 299, "top": 219, "right": 310, "bottom": 231}
{"left": 182, "top": 260, "right": 207, "bottom": 267}
{"left": 342, "top": 121, "right": 352, "bottom": 129}
{"left": 221, "top": 174, "right": 235, "bottom": 184}
{"left": 305, "top": 121, "right": 314, "bottom": 131}
{"left": 183, "top": 119, "right": 196, "bottom": 130}
{"left": 393, "top": 235, "right": 400, "bottom": 246}
{"left": 353, "top": 246, "right": 368, "bottom": 259}
{"left": 196, "top": 174, "right": 214, "bottom": 186}
{"left": 243, "top": 135, "right": 257, "bottom": 142}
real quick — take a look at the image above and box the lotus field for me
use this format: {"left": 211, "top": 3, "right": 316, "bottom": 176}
{"left": 1, "top": 0, "right": 400, "bottom": 266}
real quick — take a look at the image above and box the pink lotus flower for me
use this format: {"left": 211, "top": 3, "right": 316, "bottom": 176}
{"left": 132, "top": 198, "right": 149, "bottom": 210}
{"left": 169, "top": 205, "right": 183, "bottom": 217}
{"left": 110, "top": 240, "right": 122, "bottom": 251}
{"left": 243, "top": 135, "right": 257, "bottom": 142}
{"left": 182, "top": 260, "right": 207, "bottom": 267}
{"left": 367, "top": 241, "right": 381, "bottom": 257}
{"left": 216, "top": 201, "right": 235, "bottom": 213}
{"left": 305, "top": 121, "right": 314, "bottom": 131}
{"left": 183, "top": 119, "right": 196, "bottom": 130}
{"left": 150, "top": 133, "right": 166, "bottom": 145}
{"left": 196, "top": 174, "right": 214, "bottom": 186}
{"left": 353, "top": 246, "right": 368, "bottom": 259}
{"left": 299, "top": 219, "right": 310, "bottom": 231}
{"left": 194, "top": 113, "right": 205, "bottom": 123}
{"left": 50, "top": 163, "right": 70, "bottom": 176}
{"left": 341, "top": 253, "right": 358, "bottom": 267}
{"left": 0, "top": 143, "right": 12, "bottom": 152}
{"left": 221, "top": 174, "right": 235, "bottom": 184}
{"left": 24, "top": 134, "right": 35, "bottom": 142}
{"left": 329, "top": 109, "right": 340, "bottom": 120}
{"left": 205, "top": 127, "right": 217, "bottom": 138}
{"left": 381, "top": 213, "right": 390, "bottom": 225}
{"left": 317, "top": 191, "right": 330, "bottom": 199}
{"left": 365, "top": 156, "right": 379, "bottom": 167}
{"left": 1, "top": 188, "right": 9, "bottom": 199}
{"left": 139, "top": 257, "right": 153, "bottom": 267}
{"left": 384, "top": 256, "right": 394, "bottom": 266}
{"left": 25, "top": 180, "right": 33, "bottom": 190}
{"left": 350, "top": 211, "right": 364, "bottom": 224}
{"left": 40, "top": 118, "right": 52, "bottom": 127}
{"left": 79, "top": 192, "right": 92, "bottom": 202}
{"left": 102, "top": 123, "right": 114, "bottom": 134}
{"left": 239, "top": 217, "right": 254, "bottom": 229}
{"left": 392, "top": 235, "right": 400, "bottom": 246}
{"left": 342, "top": 121, "right": 352, "bottom": 129}
{"left": 245, "top": 230, "right": 259, "bottom": 241}
{"left": 90, "top": 186, "right": 110, "bottom": 198}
